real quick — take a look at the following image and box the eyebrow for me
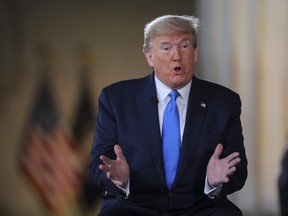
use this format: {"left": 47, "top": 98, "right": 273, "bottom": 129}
{"left": 159, "top": 41, "right": 171, "bottom": 46}
{"left": 159, "top": 37, "right": 191, "bottom": 46}
{"left": 179, "top": 38, "right": 191, "bottom": 43}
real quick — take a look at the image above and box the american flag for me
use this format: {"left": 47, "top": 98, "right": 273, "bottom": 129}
{"left": 19, "top": 76, "right": 82, "bottom": 213}
{"left": 72, "top": 63, "right": 103, "bottom": 212}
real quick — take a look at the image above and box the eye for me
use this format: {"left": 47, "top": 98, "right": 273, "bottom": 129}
{"left": 161, "top": 46, "right": 171, "bottom": 52}
{"left": 180, "top": 43, "right": 190, "bottom": 50}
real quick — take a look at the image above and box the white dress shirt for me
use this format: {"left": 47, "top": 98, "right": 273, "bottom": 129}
{"left": 155, "top": 75, "right": 190, "bottom": 142}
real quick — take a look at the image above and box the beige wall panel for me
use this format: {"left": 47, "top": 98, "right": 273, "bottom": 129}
{"left": 256, "top": 0, "right": 287, "bottom": 213}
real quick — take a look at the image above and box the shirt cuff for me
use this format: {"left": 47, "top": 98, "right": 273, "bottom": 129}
{"left": 116, "top": 179, "right": 130, "bottom": 199}
{"left": 204, "top": 176, "right": 223, "bottom": 199}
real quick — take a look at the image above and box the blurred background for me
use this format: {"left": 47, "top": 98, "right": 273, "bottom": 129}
{"left": 0, "top": 0, "right": 287, "bottom": 215}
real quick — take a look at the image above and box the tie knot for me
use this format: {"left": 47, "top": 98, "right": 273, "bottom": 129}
{"left": 169, "top": 90, "right": 180, "bottom": 101}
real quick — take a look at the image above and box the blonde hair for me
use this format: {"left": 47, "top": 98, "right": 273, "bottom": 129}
{"left": 143, "top": 15, "right": 200, "bottom": 53}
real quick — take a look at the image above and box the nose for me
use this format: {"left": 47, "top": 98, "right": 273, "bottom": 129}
{"left": 172, "top": 47, "right": 181, "bottom": 61}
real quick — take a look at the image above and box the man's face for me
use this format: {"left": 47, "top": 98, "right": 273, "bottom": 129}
{"left": 145, "top": 33, "right": 198, "bottom": 89}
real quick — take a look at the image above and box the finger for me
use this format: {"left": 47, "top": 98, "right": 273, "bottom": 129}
{"left": 99, "top": 164, "right": 110, "bottom": 172}
{"left": 226, "top": 155, "right": 241, "bottom": 168}
{"left": 106, "top": 171, "right": 112, "bottom": 179}
{"left": 212, "top": 144, "right": 223, "bottom": 159}
{"left": 224, "top": 169, "right": 236, "bottom": 182}
{"left": 100, "top": 155, "right": 112, "bottom": 166}
{"left": 225, "top": 152, "right": 240, "bottom": 163}
{"left": 223, "top": 176, "right": 230, "bottom": 183}
{"left": 227, "top": 166, "right": 237, "bottom": 176}
{"left": 228, "top": 157, "right": 241, "bottom": 168}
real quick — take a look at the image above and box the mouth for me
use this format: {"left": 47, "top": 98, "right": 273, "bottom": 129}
{"left": 173, "top": 66, "right": 182, "bottom": 74}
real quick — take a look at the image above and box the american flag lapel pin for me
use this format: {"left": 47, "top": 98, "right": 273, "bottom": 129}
{"left": 200, "top": 102, "right": 206, "bottom": 108}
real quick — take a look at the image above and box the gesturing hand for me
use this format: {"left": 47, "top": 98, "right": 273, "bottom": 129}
{"left": 207, "top": 144, "right": 241, "bottom": 187}
{"left": 99, "top": 144, "right": 130, "bottom": 188}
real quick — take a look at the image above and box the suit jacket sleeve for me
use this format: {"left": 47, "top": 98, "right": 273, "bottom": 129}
{"left": 219, "top": 93, "right": 247, "bottom": 196}
{"left": 89, "top": 87, "right": 123, "bottom": 199}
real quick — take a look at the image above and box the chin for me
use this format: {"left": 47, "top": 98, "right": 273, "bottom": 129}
{"left": 172, "top": 78, "right": 188, "bottom": 88}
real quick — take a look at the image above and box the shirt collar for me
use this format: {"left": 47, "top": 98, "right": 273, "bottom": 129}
{"left": 154, "top": 74, "right": 192, "bottom": 104}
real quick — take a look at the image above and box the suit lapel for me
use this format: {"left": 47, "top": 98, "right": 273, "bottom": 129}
{"left": 174, "top": 77, "right": 208, "bottom": 186}
{"left": 135, "top": 73, "right": 167, "bottom": 187}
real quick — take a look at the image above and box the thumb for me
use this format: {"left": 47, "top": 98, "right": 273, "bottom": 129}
{"left": 114, "top": 144, "right": 125, "bottom": 160}
{"left": 212, "top": 143, "right": 223, "bottom": 159}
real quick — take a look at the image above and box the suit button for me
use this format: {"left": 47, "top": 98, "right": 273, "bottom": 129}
{"left": 168, "top": 192, "right": 173, "bottom": 198}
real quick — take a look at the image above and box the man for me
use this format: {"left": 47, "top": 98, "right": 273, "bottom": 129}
{"left": 90, "top": 15, "right": 248, "bottom": 216}
{"left": 279, "top": 139, "right": 288, "bottom": 216}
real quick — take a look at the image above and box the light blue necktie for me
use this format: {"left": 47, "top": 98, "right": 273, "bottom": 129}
{"left": 162, "top": 90, "right": 180, "bottom": 190}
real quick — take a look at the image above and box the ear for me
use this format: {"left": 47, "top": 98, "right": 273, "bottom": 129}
{"left": 144, "top": 51, "right": 154, "bottom": 68}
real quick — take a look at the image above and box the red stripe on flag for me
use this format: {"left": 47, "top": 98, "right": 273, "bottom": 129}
{"left": 20, "top": 127, "right": 82, "bottom": 212}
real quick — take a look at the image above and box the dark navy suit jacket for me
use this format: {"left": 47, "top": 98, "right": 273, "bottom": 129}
{"left": 90, "top": 73, "right": 248, "bottom": 213}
